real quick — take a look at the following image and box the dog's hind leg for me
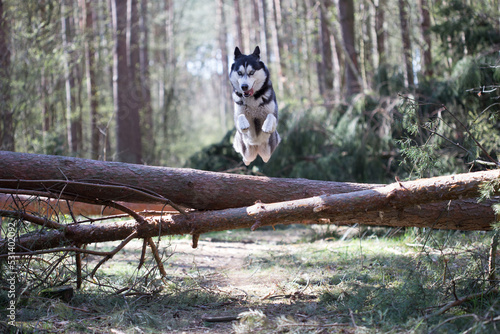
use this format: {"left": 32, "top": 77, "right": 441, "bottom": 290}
{"left": 234, "top": 132, "right": 258, "bottom": 165}
{"left": 241, "top": 145, "right": 258, "bottom": 165}
{"left": 258, "top": 144, "right": 272, "bottom": 163}
{"left": 258, "top": 132, "right": 281, "bottom": 163}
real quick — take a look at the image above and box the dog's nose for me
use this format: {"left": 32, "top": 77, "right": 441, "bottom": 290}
{"left": 241, "top": 84, "right": 249, "bottom": 91}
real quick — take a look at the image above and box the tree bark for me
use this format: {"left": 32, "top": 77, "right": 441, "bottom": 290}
{"left": 0, "top": 0, "right": 14, "bottom": 151}
{"left": 140, "top": 0, "right": 155, "bottom": 163}
{"left": 112, "top": 0, "right": 142, "bottom": 164}
{"left": 251, "top": 0, "right": 261, "bottom": 49}
{"left": 319, "top": 0, "right": 334, "bottom": 97}
{"left": 61, "top": 0, "right": 78, "bottom": 155}
{"left": 374, "top": 0, "right": 389, "bottom": 95}
{"left": 0, "top": 152, "right": 498, "bottom": 215}
{"left": 258, "top": 0, "right": 271, "bottom": 62}
{"left": 418, "top": 0, "right": 433, "bottom": 77}
{"left": 374, "top": 0, "right": 386, "bottom": 66}
{"left": 269, "top": 0, "right": 283, "bottom": 92}
{"left": 233, "top": 0, "right": 243, "bottom": 48}
{"left": 337, "top": 0, "right": 362, "bottom": 97}
{"left": 216, "top": 0, "right": 230, "bottom": 131}
{"left": 398, "top": 0, "right": 414, "bottom": 88}
{"left": 80, "top": 0, "right": 100, "bottom": 160}
{"left": 360, "top": 0, "right": 374, "bottom": 89}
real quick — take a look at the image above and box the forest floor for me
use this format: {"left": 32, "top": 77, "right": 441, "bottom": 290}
{"left": 3, "top": 225, "right": 499, "bottom": 333}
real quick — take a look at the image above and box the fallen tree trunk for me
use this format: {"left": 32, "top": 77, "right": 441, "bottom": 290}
{"left": 3, "top": 153, "right": 497, "bottom": 285}
{"left": 3, "top": 198, "right": 497, "bottom": 254}
{"left": 2, "top": 168, "right": 498, "bottom": 253}
{"left": 0, "top": 194, "right": 174, "bottom": 216}
{"left": 0, "top": 151, "right": 380, "bottom": 210}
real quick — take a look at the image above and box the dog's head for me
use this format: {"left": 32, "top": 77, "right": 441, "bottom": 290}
{"left": 229, "top": 46, "right": 268, "bottom": 98}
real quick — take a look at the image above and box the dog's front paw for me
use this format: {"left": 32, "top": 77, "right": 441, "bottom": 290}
{"left": 237, "top": 114, "right": 250, "bottom": 132}
{"left": 262, "top": 114, "right": 277, "bottom": 133}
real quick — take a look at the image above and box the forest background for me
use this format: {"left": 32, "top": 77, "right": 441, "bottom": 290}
{"left": 0, "top": 0, "right": 499, "bottom": 183}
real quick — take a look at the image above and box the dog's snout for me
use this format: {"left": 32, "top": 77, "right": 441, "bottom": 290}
{"left": 241, "top": 84, "right": 249, "bottom": 91}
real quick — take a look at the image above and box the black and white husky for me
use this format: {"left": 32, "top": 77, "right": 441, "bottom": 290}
{"left": 229, "top": 46, "right": 281, "bottom": 165}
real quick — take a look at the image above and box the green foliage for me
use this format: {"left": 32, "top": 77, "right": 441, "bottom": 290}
{"left": 3, "top": 0, "right": 499, "bottom": 173}
{"left": 184, "top": 129, "right": 242, "bottom": 172}
{"left": 187, "top": 14, "right": 500, "bottom": 181}
{"left": 396, "top": 50, "right": 500, "bottom": 178}
{"left": 373, "top": 64, "right": 406, "bottom": 97}
{"left": 186, "top": 95, "right": 401, "bottom": 183}
{"left": 479, "top": 177, "right": 500, "bottom": 203}
{"left": 341, "top": 235, "right": 495, "bottom": 331}
{"left": 432, "top": 0, "right": 500, "bottom": 63}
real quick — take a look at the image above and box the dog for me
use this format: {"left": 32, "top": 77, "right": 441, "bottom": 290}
{"left": 229, "top": 46, "right": 281, "bottom": 165}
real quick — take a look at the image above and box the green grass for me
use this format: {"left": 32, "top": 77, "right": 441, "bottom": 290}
{"left": 240, "top": 232, "right": 499, "bottom": 333}
{"left": 1, "top": 227, "right": 498, "bottom": 333}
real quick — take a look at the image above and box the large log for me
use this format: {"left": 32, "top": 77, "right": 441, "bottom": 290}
{"left": 0, "top": 151, "right": 499, "bottom": 254}
{"left": 0, "top": 151, "right": 380, "bottom": 210}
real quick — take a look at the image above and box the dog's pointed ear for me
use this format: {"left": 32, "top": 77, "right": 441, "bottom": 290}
{"left": 253, "top": 46, "right": 260, "bottom": 58}
{"left": 234, "top": 47, "right": 242, "bottom": 59}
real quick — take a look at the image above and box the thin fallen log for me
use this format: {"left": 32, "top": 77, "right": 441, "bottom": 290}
{"left": 0, "top": 193, "right": 174, "bottom": 216}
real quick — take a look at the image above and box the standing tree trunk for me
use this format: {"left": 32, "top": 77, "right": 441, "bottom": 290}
{"left": 250, "top": 0, "right": 261, "bottom": 52}
{"left": 40, "top": 69, "right": 51, "bottom": 153}
{"left": 216, "top": 0, "right": 230, "bottom": 131}
{"left": 128, "top": 0, "right": 149, "bottom": 162}
{"left": 301, "top": 0, "right": 313, "bottom": 99}
{"left": 269, "top": 0, "right": 283, "bottom": 92}
{"left": 0, "top": 0, "right": 14, "bottom": 151}
{"left": 398, "top": 0, "right": 414, "bottom": 88}
{"left": 158, "top": 0, "right": 176, "bottom": 164}
{"left": 81, "top": 0, "right": 100, "bottom": 160}
{"left": 374, "top": 0, "right": 389, "bottom": 95}
{"left": 61, "top": 0, "right": 77, "bottom": 154}
{"left": 258, "top": 0, "right": 271, "bottom": 62}
{"left": 337, "top": 0, "right": 362, "bottom": 98}
{"left": 360, "top": 0, "right": 375, "bottom": 90}
{"left": 233, "top": 0, "right": 243, "bottom": 48}
{"left": 72, "top": 57, "right": 84, "bottom": 156}
{"left": 140, "top": 0, "right": 155, "bottom": 163}
{"left": 112, "top": 0, "right": 142, "bottom": 163}
{"left": 319, "top": 0, "right": 334, "bottom": 103}
{"left": 374, "top": 0, "right": 386, "bottom": 66}
{"left": 419, "top": 0, "right": 433, "bottom": 77}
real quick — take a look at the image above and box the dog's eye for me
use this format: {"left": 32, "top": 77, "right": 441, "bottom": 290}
{"left": 248, "top": 70, "right": 255, "bottom": 76}
{"left": 237, "top": 71, "right": 243, "bottom": 76}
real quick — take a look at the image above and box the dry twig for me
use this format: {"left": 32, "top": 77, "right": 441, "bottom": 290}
{"left": 146, "top": 237, "right": 167, "bottom": 277}
{"left": 90, "top": 231, "right": 139, "bottom": 277}
{"left": 426, "top": 288, "right": 498, "bottom": 319}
